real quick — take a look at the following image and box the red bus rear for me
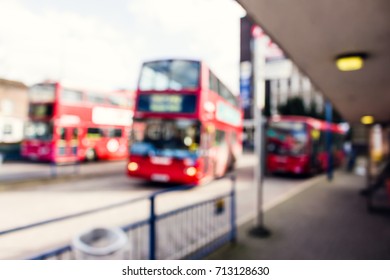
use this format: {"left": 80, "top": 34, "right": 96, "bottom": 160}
{"left": 127, "top": 59, "right": 243, "bottom": 184}
{"left": 21, "top": 82, "right": 134, "bottom": 163}
{"left": 266, "top": 115, "right": 345, "bottom": 175}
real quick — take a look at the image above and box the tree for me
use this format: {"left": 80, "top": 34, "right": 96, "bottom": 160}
{"left": 277, "top": 96, "right": 344, "bottom": 123}
{"left": 277, "top": 97, "right": 306, "bottom": 116}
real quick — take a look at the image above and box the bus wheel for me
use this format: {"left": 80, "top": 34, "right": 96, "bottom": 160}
{"left": 85, "top": 148, "right": 97, "bottom": 162}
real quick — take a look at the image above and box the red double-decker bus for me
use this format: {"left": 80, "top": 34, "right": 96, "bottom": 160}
{"left": 21, "top": 82, "right": 134, "bottom": 163}
{"left": 266, "top": 115, "right": 345, "bottom": 175}
{"left": 127, "top": 59, "right": 243, "bottom": 184}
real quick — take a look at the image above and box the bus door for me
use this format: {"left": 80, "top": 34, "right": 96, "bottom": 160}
{"left": 201, "top": 124, "right": 214, "bottom": 177}
{"left": 56, "top": 127, "right": 67, "bottom": 160}
{"left": 215, "top": 130, "right": 229, "bottom": 176}
{"left": 69, "top": 127, "right": 79, "bottom": 159}
{"left": 56, "top": 127, "right": 79, "bottom": 161}
{"left": 310, "top": 128, "right": 321, "bottom": 171}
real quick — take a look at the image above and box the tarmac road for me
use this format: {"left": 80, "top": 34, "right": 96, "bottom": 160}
{"left": 0, "top": 154, "right": 316, "bottom": 259}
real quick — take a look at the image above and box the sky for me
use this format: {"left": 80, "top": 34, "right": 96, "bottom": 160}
{"left": 0, "top": 0, "right": 246, "bottom": 92}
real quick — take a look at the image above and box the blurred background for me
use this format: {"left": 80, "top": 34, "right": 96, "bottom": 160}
{"left": 0, "top": 0, "right": 389, "bottom": 260}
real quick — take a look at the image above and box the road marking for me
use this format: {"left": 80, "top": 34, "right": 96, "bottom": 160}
{"left": 237, "top": 174, "right": 327, "bottom": 226}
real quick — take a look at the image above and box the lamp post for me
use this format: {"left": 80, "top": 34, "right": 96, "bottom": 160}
{"left": 248, "top": 26, "right": 270, "bottom": 238}
{"left": 325, "top": 101, "right": 333, "bottom": 181}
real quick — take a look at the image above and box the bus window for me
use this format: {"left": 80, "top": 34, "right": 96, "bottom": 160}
{"left": 230, "top": 131, "right": 238, "bottom": 145}
{"left": 318, "top": 131, "right": 326, "bottom": 152}
{"left": 61, "top": 89, "right": 83, "bottom": 103}
{"left": 131, "top": 119, "right": 200, "bottom": 155}
{"left": 127, "top": 98, "right": 134, "bottom": 108}
{"left": 130, "top": 122, "right": 146, "bottom": 143}
{"left": 209, "top": 70, "right": 238, "bottom": 107}
{"left": 56, "top": 127, "right": 66, "bottom": 155}
{"left": 266, "top": 121, "right": 307, "bottom": 155}
{"left": 72, "top": 128, "right": 78, "bottom": 140}
{"left": 209, "top": 71, "right": 219, "bottom": 93}
{"left": 139, "top": 60, "right": 200, "bottom": 91}
{"left": 215, "top": 130, "right": 226, "bottom": 146}
{"left": 107, "top": 128, "right": 123, "bottom": 138}
{"left": 58, "top": 127, "right": 66, "bottom": 140}
{"left": 87, "top": 128, "right": 104, "bottom": 139}
{"left": 29, "top": 84, "right": 55, "bottom": 103}
{"left": 71, "top": 128, "right": 78, "bottom": 155}
{"left": 25, "top": 122, "right": 53, "bottom": 141}
{"left": 108, "top": 96, "right": 127, "bottom": 107}
{"left": 29, "top": 104, "right": 54, "bottom": 118}
{"left": 87, "top": 92, "right": 106, "bottom": 104}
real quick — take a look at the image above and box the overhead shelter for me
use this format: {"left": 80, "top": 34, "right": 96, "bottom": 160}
{"left": 237, "top": 0, "right": 390, "bottom": 124}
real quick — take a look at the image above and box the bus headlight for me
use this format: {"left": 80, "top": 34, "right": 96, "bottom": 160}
{"left": 185, "top": 167, "right": 197, "bottom": 176}
{"left": 294, "top": 166, "right": 302, "bottom": 173}
{"left": 184, "top": 158, "right": 195, "bottom": 166}
{"left": 38, "top": 147, "right": 49, "bottom": 155}
{"left": 128, "top": 162, "right": 139, "bottom": 171}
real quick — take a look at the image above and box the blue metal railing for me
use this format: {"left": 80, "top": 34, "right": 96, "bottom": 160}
{"left": 154, "top": 191, "right": 234, "bottom": 259}
{"left": 0, "top": 174, "right": 236, "bottom": 260}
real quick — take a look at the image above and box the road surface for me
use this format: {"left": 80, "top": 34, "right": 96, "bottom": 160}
{"left": 0, "top": 154, "right": 318, "bottom": 259}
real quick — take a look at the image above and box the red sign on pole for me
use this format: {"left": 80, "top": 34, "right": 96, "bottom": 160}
{"left": 251, "top": 25, "right": 264, "bottom": 39}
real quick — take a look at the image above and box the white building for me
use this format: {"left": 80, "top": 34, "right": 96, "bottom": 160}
{"left": 0, "top": 78, "right": 28, "bottom": 144}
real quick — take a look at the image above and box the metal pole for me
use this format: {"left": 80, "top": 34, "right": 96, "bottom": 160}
{"left": 325, "top": 101, "right": 333, "bottom": 181}
{"left": 51, "top": 161, "right": 57, "bottom": 178}
{"left": 364, "top": 124, "right": 374, "bottom": 210}
{"left": 366, "top": 125, "right": 373, "bottom": 187}
{"left": 230, "top": 174, "right": 237, "bottom": 243}
{"left": 249, "top": 27, "right": 270, "bottom": 237}
{"left": 149, "top": 196, "right": 156, "bottom": 260}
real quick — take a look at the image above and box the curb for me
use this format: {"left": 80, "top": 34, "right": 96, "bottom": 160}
{"left": 0, "top": 170, "right": 125, "bottom": 191}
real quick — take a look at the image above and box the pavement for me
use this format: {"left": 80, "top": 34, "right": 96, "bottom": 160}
{"left": 206, "top": 172, "right": 390, "bottom": 260}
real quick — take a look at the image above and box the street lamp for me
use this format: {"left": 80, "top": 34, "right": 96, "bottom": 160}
{"left": 248, "top": 25, "right": 271, "bottom": 238}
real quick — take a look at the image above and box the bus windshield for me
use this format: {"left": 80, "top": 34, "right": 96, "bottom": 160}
{"left": 139, "top": 60, "right": 200, "bottom": 91}
{"left": 25, "top": 121, "right": 53, "bottom": 141}
{"left": 29, "top": 103, "right": 54, "bottom": 118}
{"left": 267, "top": 121, "right": 308, "bottom": 156}
{"left": 131, "top": 119, "right": 200, "bottom": 158}
{"left": 29, "top": 84, "right": 56, "bottom": 103}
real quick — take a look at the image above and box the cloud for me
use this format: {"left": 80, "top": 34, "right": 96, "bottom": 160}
{"left": 0, "top": 0, "right": 140, "bottom": 89}
{"left": 0, "top": 0, "right": 243, "bottom": 92}
{"left": 126, "top": 0, "right": 243, "bottom": 92}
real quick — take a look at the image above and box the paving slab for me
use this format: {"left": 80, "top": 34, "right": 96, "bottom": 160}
{"left": 206, "top": 173, "right": 390, "bottom": 260}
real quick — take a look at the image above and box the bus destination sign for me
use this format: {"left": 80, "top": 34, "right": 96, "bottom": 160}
{"left": 137, "top": 94, "right": 196, "bottom": 113}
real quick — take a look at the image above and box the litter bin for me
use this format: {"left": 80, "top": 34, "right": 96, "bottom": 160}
{"left": 72, "top": 227, "right": 128, "bottom": 260}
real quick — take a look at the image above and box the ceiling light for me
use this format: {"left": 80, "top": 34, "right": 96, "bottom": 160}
{"left": 336, "top": 53, "right": 366, "bottom": 71}
{"left": 361, "top": 115, "right": 374, "bottom": 125}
